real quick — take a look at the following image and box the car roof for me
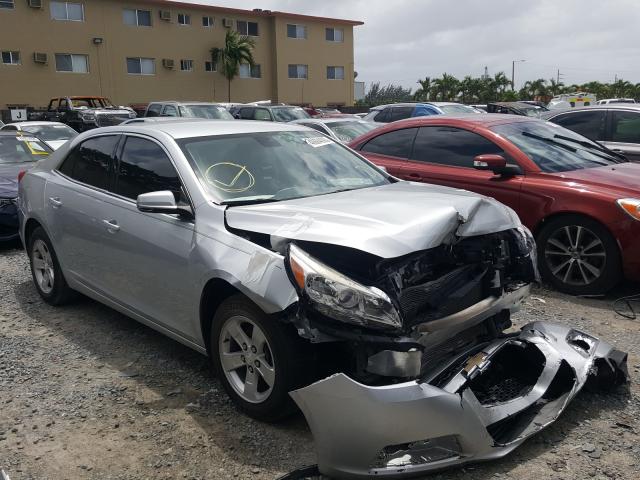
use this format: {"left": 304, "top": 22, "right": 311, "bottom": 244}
{"left": 387, "top": 113, "right": 535, "bottom": 128}
{"left": 291, "top": 118, "right": 366, "bottom": 125}
{"left": 3, "top": 121, "right": 68, "bottom": 127}
{"left": 543, "top": 103, "right": 640, "bottom": 118}
{"left": 95, "top": 119, "right": 310, "bottom": 139}
{"left": 148, "top": 101, "right": 225, "bottom": 106}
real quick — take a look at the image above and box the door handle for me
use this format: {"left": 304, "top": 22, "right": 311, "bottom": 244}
{"left": 407, "top": 173, "right": 422, "bottom": 180}
{"left": 48, "top": 197, "right": 62, "bottom": 208}
{"left": 611, "top": 148, "right": 624, "bottom": 152}
{"left": 102, "top": 219, "right": 120, "bottom": 233}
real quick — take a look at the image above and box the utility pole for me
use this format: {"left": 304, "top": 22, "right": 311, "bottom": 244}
{"left": 512, "top": 59, "right": 525, "bottom": 91}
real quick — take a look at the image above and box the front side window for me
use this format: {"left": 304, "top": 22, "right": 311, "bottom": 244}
{"left": 177, "top": 13, "right": 191, "bottom": 25}
{"left": 58, "top": 135, "right": 119, "bottom": 190}
{"left": 327, "top": 66, "right": 344, "bottom": 80}
{"left": 55, "top": 53, "right": 88, "bottom": 73}
{"left": 325, "top": 27, "right": 344, "bottom": 42}
{"left": 287, "top": 24, "right": 307, "bottom": 39}
{"left": 390, "top": 106, "right": 414, "bottom": 122}
{"left": 0, "top": 136, "right": 50, "bottom": 164}
{"left": 126, "top": 57, "right": 155, "bottom": 75}
{"left": 288, "top": 64, "right": 308, "bottom": 79}
{"left": 610, "top": 111, "right": 640, "bottom": 144}
{"left": 180, "top": 59, "right": 193, "bottom": 71}
{"left": 1, "top": 51, "right": 20, "bottom": 65}
{"left": 254, "top": 109, "right": 271, "bottom": 121}
{"left": 411, "top": 126, "right": 505, "bottom": 168}
{"left": 0, "top": 1, "right": 14, "bottom": 10}
{"left": 51, "top": 1, "right": 84, "bottom": 21}
{"left": 202, "top": 16, "right": 213, "bottom": 27}
{"left": 237, "top": 20, "right": 258, "bottom": 36}
{"left": 239, "top": 63, "right": 261, "bottom": 78}
{"left": 123, "top": 9, "right": 151, "bottom": 26}
{"left": 116, "top": 137, "right": 181, "bottom": 200}
{"left": 177, "top": 131, "right": 388, "bottom": 203}
{"left": 362, "top": 128, "right": 418, "bottom": 158}
{"left": 161, "top": 105, "right": 178, "bottom": 117}
{"left": 146, "top": 104, "right": 162, "bottom": 117}
{"left": 551, "top": 110, "right": 606, "bottom": 142}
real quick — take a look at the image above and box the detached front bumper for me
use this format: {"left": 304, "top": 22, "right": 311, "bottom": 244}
{"left": 290, "top": 322, "right": 628, "bottom": 479}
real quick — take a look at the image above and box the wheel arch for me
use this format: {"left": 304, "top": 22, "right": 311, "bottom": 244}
{"left": 24, "top": 217, "right": 44, "bottom": 248}
{"left": 532, "top": 211, "right": 619, "bottom": 251}
{"left": 199, "top": 278, "right": 243, "bottom": 356}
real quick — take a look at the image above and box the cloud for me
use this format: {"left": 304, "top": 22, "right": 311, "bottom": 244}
{"left": 173, "top": 0, "right": 640, "bottom": 90}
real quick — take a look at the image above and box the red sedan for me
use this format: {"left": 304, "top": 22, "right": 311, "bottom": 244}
{"left": 350, "top": 115, "right": 640, "bottom": 295}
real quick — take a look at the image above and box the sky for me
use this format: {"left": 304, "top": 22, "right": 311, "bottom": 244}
{"left": 173, "top": 0, "right": 640, "bottom": 92}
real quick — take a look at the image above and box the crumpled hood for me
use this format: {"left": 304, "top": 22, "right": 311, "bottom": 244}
{"left": 547, "top": 162, "right": 640, "bottom": 197}
{"left": 225, "top": 182, "right": 522, "bottom": 258}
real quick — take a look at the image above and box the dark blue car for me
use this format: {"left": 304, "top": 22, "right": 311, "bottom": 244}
{"left": 0, "top": 132, "right": 52, "bottom": 241}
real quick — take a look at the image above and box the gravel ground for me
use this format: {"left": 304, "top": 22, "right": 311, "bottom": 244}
{"left": 1, "top": 240, "right": 639, "bottom": 480}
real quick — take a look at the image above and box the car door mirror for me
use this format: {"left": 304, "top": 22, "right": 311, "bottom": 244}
{"left": 137, "top": 191, "right": 179, "bottom": 214}
{"left": 473, "top": 154, "right": 518, "bottom": 176}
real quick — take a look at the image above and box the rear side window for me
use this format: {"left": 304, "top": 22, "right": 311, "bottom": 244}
{"left": 373, "top": 108, "right": 391, "bottom": 123}
{"left": 610, "top": 110, "right": 640, "bottom": 144}
{"left": 361, "top": 128, "right": 418, "bottom": 158}
{"left": 146, "top": 104, "right": 162, "bottom": 117}
{"left": 411, "top": 126, "right": 504, "bottom": 168}
{"left": 390, "top": 106, "right": 414, "bottom": 122}
{"left": 116, "top": 136, "right": 181, "bottom": 200}
{"left": 58, "top": 135, "right": 119, "bottom": 190}
{"left": 551, "top": 111, "right": 606, "bottom": 141}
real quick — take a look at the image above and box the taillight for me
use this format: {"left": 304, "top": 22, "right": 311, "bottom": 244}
{"left": 18, "top": 170, "right": 26, "bottom": 182}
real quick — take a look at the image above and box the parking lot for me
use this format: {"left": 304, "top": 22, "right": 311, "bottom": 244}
{"left": 1, "top": 241, "right": 638, "bottom": 480}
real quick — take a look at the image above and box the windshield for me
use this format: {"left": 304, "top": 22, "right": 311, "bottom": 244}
{"left": 439, "top": 104, "right": 481, "bottom": 114}
{"left": 71, "top": 98, "right": 116, "bottom": 108}
{"left": 177, "top": 131, "right": 389, "bottom": 203}
{"left": 22, "top": 124, "right": 78, "bottom": 142}
{"left": 326, "top": 121, "right": 378, "bottom": 142}
{"left": 271, "top": 107, "right": 310, "bottom": 122}
{"left": 0, "top": 136, "right": 51, "bottom": 163}
{"left": 179, "top": 105, "right": 234, "bottom": 120}
{"left": 492, "top": 121, "right": 618, "bottom": 173}
{"left": 522, "top": 106, "right": 548, "bottom": 118}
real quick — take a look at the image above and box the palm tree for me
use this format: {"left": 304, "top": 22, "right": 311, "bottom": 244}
{"left": 211, "top": 29, "right": 256, "bottom": 102}
{"left": 414, "top": 77, "right": 432, "bottom": 101}
{"left": 432, "top": 73, "right": 459, "bottom": 101}
{"left": 548, "top": 78, "right": 564, "bottom": 96}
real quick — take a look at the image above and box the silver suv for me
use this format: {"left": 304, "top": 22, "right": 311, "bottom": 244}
{"left": 18, "top": 120, "right": 627, "bottom": 478}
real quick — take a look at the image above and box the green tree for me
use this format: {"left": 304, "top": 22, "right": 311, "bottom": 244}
{"left": 211, "top": 29, "right": 256, "bottom": 102}
{"left": 548, "top": 78, "right": 564, "bottom": 96}
{"left": 432, "top": 73, "right": 459, "bottom": 101}
{"left": 414, "top": 77, "right": 432, "bottom": 101}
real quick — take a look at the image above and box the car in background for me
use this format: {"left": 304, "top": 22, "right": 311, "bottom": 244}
{"left": 289, "top": 118, "right": 378, "bottom": 143}
{"left": 233, "top": 104, "right": 310, "bottom": 122}
{"left": 543, "top": 104, "right": 640, "bottom": 162}
{"left": 0, "top": 121, "right": 78, "bottom": 150}
{"left": 0, "top": 132, "right": 52, "bottom": 242}
{"left": 145, "top": 101, "right": 234, "bottom": 120}
{"left": 35, "top": 96, "right": 136, "bottom": 131}
{"left": 548, "top": 92, "right": 596, "bottom": 110}
{"left": 122, "top": 117, "right": 209, "bottom": 125}
{"left": 350, "top": 114, "right": 640, "bottom": 295}
{"left": 597, "top": 98, "right": 636, "bottom": 105}
{"left": 487, "top": 101, "right": 549, "bottom": 118}
{"left": 362, "top": 102, "right": 482, "bottom": 124}
{"left": 471, "top": 104, "right": 488, "bottom": 112}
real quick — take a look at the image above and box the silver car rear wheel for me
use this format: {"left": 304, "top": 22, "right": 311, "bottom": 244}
{"left": 32, "top": 239, "right": 55, "bottom": 294}
{"left": 218, "top": 315, "right": 276, "bottom": 404}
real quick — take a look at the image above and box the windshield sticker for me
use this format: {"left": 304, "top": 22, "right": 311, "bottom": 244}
{"left": 26, "top": 141, "right": 49, "bottom": 155}
{"left": 305, "top": 137, "right": 333, "bottom": 148}
{"left": 16, "top": 137, "right": 39, "bottom": 142}
{"left": 205, "top": 162, "right": 255, "bottom": 193}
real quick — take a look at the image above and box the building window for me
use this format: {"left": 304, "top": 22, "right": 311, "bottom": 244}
{"left": 205, "top": 60, "right": 216, "bottom": 72}
{"left": 51, "top": 1, "right": 84, "bottom": 21}
{"left": 177, "top": 13, "right": 190, "bottom": 25}
{"left": 237, "top": 20, "right": 258, "bottom": 36}
{"left": 288, "top": 64, "right": 308, "bottom": 79}
{"left": 327, "top": 66, "right": 345, "bottom": 80}
{"left": 325, "top": 27, "right": 344, "bottom": 42}
{"left": 1, "top": 51, "right": 20, "bottom": 65}
{"left": 55, "top": 53, "right": 88, "bottom": 73}
{"left": 180, "top": 59, "right": 193, "bottom": 71}
{"left": 0, "top": 1, "right": 14, "bottom": 10}
{"left": 123, "top": 9, "right": 151, "bottom": 26}
{"left": 287, "top": 24, "right": 307, "bottom": 39}
{"left": 239, "top": 63, "right": 261, "bottom": 78}
{"left": 202, "top": 16, "right": 213, "bottom": 27}
{"left": 126, "top": 57, "right": 155, "bottom": 75}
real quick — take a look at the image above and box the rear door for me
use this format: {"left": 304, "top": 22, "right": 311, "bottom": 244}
{"left": 603, "top": 109, "right": 640, "bottom": 162}
{"left": 359, "top": 128, "right": 417, "bottom": 177}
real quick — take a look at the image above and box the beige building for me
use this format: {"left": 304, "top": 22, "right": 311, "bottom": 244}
{"left": 0, "top": 0, "right": 362, "bottom": 109}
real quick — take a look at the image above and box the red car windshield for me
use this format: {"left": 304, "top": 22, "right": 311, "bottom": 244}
{"left": 492, "top": 121, "right": 618, "bottom": 173}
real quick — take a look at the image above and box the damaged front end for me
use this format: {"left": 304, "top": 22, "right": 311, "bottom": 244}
{"left": 291, "top": 322, "right": 628, "bottom": 479}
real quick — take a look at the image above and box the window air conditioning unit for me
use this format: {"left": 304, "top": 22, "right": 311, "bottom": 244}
{"left": 33, "top": 52, "right": 48, "bottom": 64}
{"left": 159, "top": 10, "right": 171, "bottom": 21}
{"left": 162, "top": 58, "right": 175, "bottom": 69}
{"left": 28, "top": 0, "right": 43, "bottom": 8}
{"left": 222, "top": 18, "right": 232, "bottom": 28}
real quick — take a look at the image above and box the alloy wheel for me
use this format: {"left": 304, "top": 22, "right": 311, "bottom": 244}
{"left": 218, "top": 316, "right": 276, "bottom": 404}
{"left": 544, "top": 225, "right": 606, "bottom": 287}
{"left": 32, "top": 239, "right": 55, "bottom": 294}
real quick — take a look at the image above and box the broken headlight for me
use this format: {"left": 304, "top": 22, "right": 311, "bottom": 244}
{"left": 287, "top": 244, "right": 402, "bottom": 330}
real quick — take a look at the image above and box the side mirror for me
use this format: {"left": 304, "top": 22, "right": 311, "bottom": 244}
{"left": 473, "top": 154, "right": 519, "bottom": 176}
{"left": 137, "top": 191, "right": 179, "bottom": 214}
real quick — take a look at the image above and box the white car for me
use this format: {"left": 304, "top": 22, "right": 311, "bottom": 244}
{"left": 0, "top": 121, "right": 78, "bottom": 150}
{"left": 289, "top": 118, "right": 379, "bottom": 143}
{"left": 597, "top": 98, "right": 636, "bottom": 105}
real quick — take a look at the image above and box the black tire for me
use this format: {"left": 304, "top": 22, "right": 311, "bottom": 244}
{"left": 28, "top": 227, "right": 76, "bottom": 305}
{"left": 210, "top": 294, "right": 310, "bottom": 422}
{"left": 536, "top": 215, "right": 621, "bottom": 295}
